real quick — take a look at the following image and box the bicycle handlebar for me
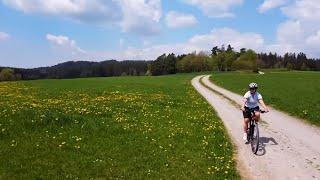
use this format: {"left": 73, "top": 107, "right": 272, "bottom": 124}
{"left": 240, "top": 108, "right": 268, "bottom": 113}
{"left": 260, "top": 110, "right": 267, "bottom": 113}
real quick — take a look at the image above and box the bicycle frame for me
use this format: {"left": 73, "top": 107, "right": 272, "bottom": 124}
{"left": 247, "top": 110, "right": 257, "bottom": 141}
{"left": 245, "top": 109, "right": 265, "bottom": 154}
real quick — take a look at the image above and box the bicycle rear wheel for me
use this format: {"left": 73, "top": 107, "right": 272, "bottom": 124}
{"left": 251, "top": 123, "right": 259, "bottom": 154}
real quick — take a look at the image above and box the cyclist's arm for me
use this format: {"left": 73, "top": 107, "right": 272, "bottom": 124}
{"left": 258, "top": 99, "right": 269, "bottom": 112}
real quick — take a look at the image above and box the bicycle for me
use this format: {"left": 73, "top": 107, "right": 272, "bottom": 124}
{"left": 242, "top": 108, "right": 267, "bottom": 154}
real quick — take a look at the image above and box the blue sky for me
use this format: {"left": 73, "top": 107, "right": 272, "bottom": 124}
{"left": 0, "top": 0, "right": 319, "bottom": 68}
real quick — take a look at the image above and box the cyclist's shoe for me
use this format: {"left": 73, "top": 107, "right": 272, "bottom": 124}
{"left": 243, "top": 133, "right": 248, "bottom": 142}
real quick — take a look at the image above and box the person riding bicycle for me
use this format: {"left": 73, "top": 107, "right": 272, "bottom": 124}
{"left": 241, "top": 82, "right": 269, "bottom": 142}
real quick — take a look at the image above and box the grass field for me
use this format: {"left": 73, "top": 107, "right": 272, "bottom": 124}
{"left": 210, "top": 71, "right": 320, "bottom": 126}
{"left": 0, "top": 74, "right": 239, "bottom": 179}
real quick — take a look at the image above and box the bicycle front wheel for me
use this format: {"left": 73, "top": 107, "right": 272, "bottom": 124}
{"left": 251, "top": 123, "right": 259, "bottom": 154}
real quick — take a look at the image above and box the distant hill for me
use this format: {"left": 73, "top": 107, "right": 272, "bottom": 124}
{"left": 0, "top": 60, "right": 151, "bottom": 80}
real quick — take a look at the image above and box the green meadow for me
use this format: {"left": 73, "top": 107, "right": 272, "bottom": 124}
{"left": 210, "top": 71, "right": 320, "bottom": 126}
{"left": 0, "top": 74, "right": 239, "bottom": 179}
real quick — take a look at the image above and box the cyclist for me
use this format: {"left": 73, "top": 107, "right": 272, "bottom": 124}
{"left": 240, "top": 82, "right": 269, "bottom": 142}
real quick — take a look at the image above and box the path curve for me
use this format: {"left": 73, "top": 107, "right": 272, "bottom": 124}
{"left": 192, "top": 75, "right": 320, "bottom": 180}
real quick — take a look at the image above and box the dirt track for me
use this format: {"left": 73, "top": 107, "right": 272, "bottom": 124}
{"left": 192, "top": 75, "right": 320, "bottom": 179}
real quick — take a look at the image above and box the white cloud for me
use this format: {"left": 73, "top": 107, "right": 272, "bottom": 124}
{"left": 2, "top": 0, "right": 162, "bottom": 36}
{"left": 46, "top": 34, "right": 86, "bottom": 56}
{"left": 282, "top": 0, "right": 320, "bottom": 22}
{"left": 92, "top": 28, "right": 265, "bottom": 60}
{"left": 45, "top": 28, "right": 264, "bottom": 61}
{"left": 0, "top": 32, "right": 10, "bottom": 40}
{"left": 118, "top": 0, "right": 162, "bottom": 36}
{"left": 266, "top": 20, "right": 309, "bottom": 56}
{"left": 258, "top": 0, "right": 288, "bottom": 13}
{"left": 306, "top": 31, "right": 320, "bottom": 46}
{"left": 188, "top": 28, "right": 264, "bottom": 51}
{"left": 268, "top": 19, "right": 320, "bottom": 57}
{"left": 165, "top": 11, "right": 198, "bottom": 28}
{"left": 265, "top": 0, "right": 320, "bottom": 57}
{"left": 6, "top": 27, "right": 269, "bottom": 65}
{"left": 277, "top": 20, "right": 304, "bottom": 44}
{"left": 182, "top": 0, "right": 243, "bottom": 18}
{"left": 265, "top": 43, "right": 296, "bottom": 55}
{"left": 2, "top": 0, "right": 121, "bottom": 23}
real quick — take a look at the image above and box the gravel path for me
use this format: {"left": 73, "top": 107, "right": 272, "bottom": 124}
{"left": 192, "top": 75, "right": 320, "bottom": 179}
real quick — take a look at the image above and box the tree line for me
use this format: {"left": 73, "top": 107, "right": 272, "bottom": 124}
{"left": 150, "top": 45, "right": 320, "bottom": 75}
{"left": 1, "top": 45, "right": 320, "bottom": 81}
{"left": 258, "top": 52, "right": 320, "bottom": 71}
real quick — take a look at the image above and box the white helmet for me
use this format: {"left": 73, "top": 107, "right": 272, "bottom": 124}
{"left": 249, "top": 82, "right": 258, "bottom": 89}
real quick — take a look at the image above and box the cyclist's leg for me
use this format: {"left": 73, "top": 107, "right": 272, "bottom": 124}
{"left": 253, "top": 106, "right": 260, "bottom": 121}
{"left": 253, "top": 112, "right": 260, "bottom": 122}
{"left": 242, "top": 108, "right": 250, "bottom": 133}
{"left": 243, "top": 118, "right": 249, "bottom": 133}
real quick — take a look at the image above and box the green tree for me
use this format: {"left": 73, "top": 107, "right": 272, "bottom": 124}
{"left": 177, "top": 52, "right": 211, "bottom": 73}
{"left": 227, "top": 44, "right": 233, "bottom": 52}
{"left": 213, "top": 52, "right": 226, "bottom": 71}
{"left": 150, "top": 53, "right": 177, "bottom": 75}
{"left": 15, "top": 73, "right": 22, "bottom": 80}
{"left": 287, "top": 62, "right": 293, "bottom": 70}
{"left": 166, "top": 53, "right": 177, "bottom": 74}
{"left": 177, "top": 53, "right": 195, "bottom": 72}
{"left": 0, "top": 68, "right": 15, "bottom": 81}
{"left": 240, "top": 48, "right": 246, "bottom": 55}
{"left": 150, "top": 54, "right": 166, "bottom": 75}
{"left": 232, "top": 49, "right": 258, "bottom": 71}
{"left": 301, "top": 62, "right": 310, "bottom": 71}
{"left": 211, "top": 45, "right": 237, "bottom": 71}
{"left": 225, "top": 50, "right": 237, "bottom": 71}
{"left": 211, "top": 46, "right": 219, "bottom": 56}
